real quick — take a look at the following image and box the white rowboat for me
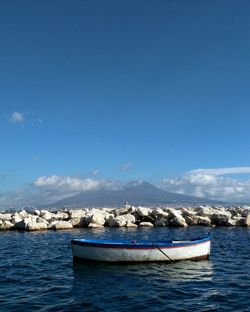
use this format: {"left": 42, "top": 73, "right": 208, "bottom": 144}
{"left": 71, "top": 235, "right": 211, "bottom": 263}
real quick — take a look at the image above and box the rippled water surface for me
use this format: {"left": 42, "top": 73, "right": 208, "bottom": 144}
{"left": 0, "top": 226, "right": 250, "bottom": 311}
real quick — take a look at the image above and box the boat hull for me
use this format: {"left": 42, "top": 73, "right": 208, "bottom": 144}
{"left": 71, "top": 236, "right": 211, "bottom": 263}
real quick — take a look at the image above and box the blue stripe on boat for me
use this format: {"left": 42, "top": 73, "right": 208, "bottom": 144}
{"left": 71, "top": 235, "right": 210, "bottom": 250}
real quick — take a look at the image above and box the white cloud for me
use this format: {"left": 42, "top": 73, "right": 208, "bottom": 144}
{"left": 121, "top": 163, "right": 132, "bottom": 172}
{"left": 33, "top": 175, "right": 100, "bottom": 191}
{"left": 0, "top": 175, "right": 122, "bottom": 210}
{"left": 91, "top": 169, "right": 99, "bottom": 176}
{"left": 189, "top": 167, "right": 250, "bottom": 175}
{"left": 10, "top": 111, "right": 25, "bottom": 123}
{"left": 161, "top": 167, "right": 250, "bottom": 202}
{"left": 32, "top": 175, "right": 121, "bottom": 202}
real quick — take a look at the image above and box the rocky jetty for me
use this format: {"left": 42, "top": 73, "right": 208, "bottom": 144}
{"left": 0, "top": 204, "right": 250, "bottom": 231}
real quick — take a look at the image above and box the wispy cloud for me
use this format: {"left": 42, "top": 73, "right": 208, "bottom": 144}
{"left": 10, "top": 111, "right": 25, "bottom": 123}
{"left": 161, "top": 167, "right": 250, "bottom": 202}
{"left": 121, "top": 163, "right": 132, "bottom": 172}
{"left": 0, "top": 175, "right": 122, "bottom": 209}
{"left": 189, "top": 167, "right": 250, "bottom": 175}
{"left": 32, "top": 155, "right": 40, "bottom": 161}
{"left": 32, "top": 175, "right": 121, "bottom": 202}
{"left": 91, "top": 169, "right": 99, "bottom": 176}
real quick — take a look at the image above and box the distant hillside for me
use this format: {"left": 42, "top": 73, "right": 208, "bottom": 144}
{"left": 44, "top": 181, "right": 218, "bottom": 208}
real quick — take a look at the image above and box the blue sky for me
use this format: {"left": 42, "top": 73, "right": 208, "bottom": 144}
{"left": 1, "top": 0, "right": 250, "bottom": 207}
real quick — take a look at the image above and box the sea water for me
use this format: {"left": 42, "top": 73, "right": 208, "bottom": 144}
{"left": 0, "top": 226, "right": 249, "bottom": 311}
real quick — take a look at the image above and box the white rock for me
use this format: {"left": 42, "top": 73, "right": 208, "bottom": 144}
{"left": 89, "top": 213, "right": 106, "bottom": 226}
{"left": 69, "top": 218, "right": 86, "bottom": 227}
{"left": 139, "top": 222, "right": 154, "bottom": 227}
{"left": 0, "top": 213, "right": 12, "bottom": 221}
{"left": 154, "top": 218, "right": 168, "bottom": 227}
{"left": 242, "top": 208, "right": 250, "bottom": 218}
{"left": 197, "top": 216, "right": 211, "bottom": 226}
{"left": 226, "top": 219, "right": 237, "bottom": 226}
{"left": 244, "top": 213, "right": 250, "bottom": 226}
{"left": 48, "top": 221, "right": 73, "bottom": 230}
{"left": 69, "top": 209, "right": 87, "bottom": 219}
{"left": 11, "top": 213, "right": 23, "bottom": 224}
{"left": 125, "top": 222, "right": 138, "bottom": 227}
{"left": 88, "top": 223, "right": 104, "bottom": 228}
{"left": 183, "top": 215, "right": 198, "bottom": 226}
{"left": 115, "top": 214, "right": 136, "bottom": 226}
{"left": 211, "top": 210, "right": 231, "bottom": 225}
{"left": 235, "top": 217, "right": 245, "bottom": 226}
{"left": 18, "top": 210, "right": 29, "bottom": 219}
{"left": 136, "top": 206, "right": 151, "bottom": 217}
{"left": 115, "top": 206, "right": 135, "bottom": 216}
{"left": 53, "top": 211, "right": 69, "bottom": 220}
{"left": 168, "top": 210, "right": 188, "bottom": 227}
{"left": 0, "top": 220, "right": 14, "bottom": 230}
{"left": 194, "top": 206, "right": 215, "bottom": 217}
{"left": 84, "top": 209, "right": 109, "bottom": 226}
{"left": 40, "top": 210, "right": 56, "bottom": 221}
{"left": 150, "top": 208, "right": 169, "bottom": 219}
{"left": 181, "top": 207, "right": 197, "bottom": 217}
{"left": 14, "top": 216, "right": 48, "bottom": 231}
{"left": 33, "top": 210, "right": 41, "bottom": 216}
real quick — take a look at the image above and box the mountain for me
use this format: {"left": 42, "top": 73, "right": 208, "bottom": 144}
{"left": 44, "top": 181, "right": 218, "bottom": 208}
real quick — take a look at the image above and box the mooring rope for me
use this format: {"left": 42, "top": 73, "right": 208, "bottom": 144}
{"left": 154, "top": 244, "right": 175, "bottom": 263}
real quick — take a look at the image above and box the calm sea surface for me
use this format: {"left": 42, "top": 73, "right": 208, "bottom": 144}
{"left": 0, "top": 226, "right": 249, "bottom": 311}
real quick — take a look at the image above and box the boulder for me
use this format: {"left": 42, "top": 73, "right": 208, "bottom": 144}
{"left": 88, "top": 222, "right": 104, "bottom": 228}
{"left": 105, "top": 214, "right": 135, "bottom": 227}
{"left": 14, "top": 216, "right": 48, "bottom": 231}
{"left": 136, "top": 206, "right": 151, "bottom": 217}
{"left": 229, "top": 208, "right": 241, "bottom": 218}
{"left": 150, "top": 208, "right": 169, "bottom": 219}
{"left": 139, "top": 222, "right": 154, "bottom": 227}
{"left": 194, "top": 206, "right": 215, "bottom": 217}
{"left": 116, "top": 214, "right": 136, "bottom": 226}
{"left": 125, "top": 222, "right": 138, "bottom": 227}
{"left": 40, "top": 210, "right": 56, "bottom": 221}
{"left": 115, "top": 205, "right": 137, "bottom": 216}
{"left": 105, "top": 216, "right": 120, "bottom": 227}
{"left": 48, "top": 221, "right": 73, "bottom": 230}
{"left": 162, "top": 207, "right": 177, "bottom": 213}
{"left": 0, "top": 213, "right": 12, "bottom": 221}
{"left": 154, "top": 217, "right": 169, "bottom": 227}
{"left": 0, "top": 220, "right": 14, "bottom": 230}
{"left": 90, "top": 213, "right": 107, "bottom": 226}
{"left": 33, "top": 210, "right": 41, "bottom": 216}
{"left": 242, "top": 208, "right": 250, "bottom": 218}
{"left": 235, "top": 217, "right": 246, "bottom": 226}
{"left": 84, "top": 209, "right": 110, "bottom": 226}
{"left": 18, "top": 210, "right": 29, "bottom": 219}
{"left": 244, "top": 213, "right": 250, "bottom": 226}
{"left": 53, "top": 211, "right": 69, "bottom": 220}
{"left": 211, "top": 211, "right": 231, "bottom": 226}
{"left": 69, "top": 209, "right": 87, "bottom": 219}
{"left": 197, "top": 216, "right": 211, "bottom": 226}
{"left": 226, "top": 219, "right": 237, "bottom": 226}
{"left": 167, "top": 210, "right": 188, "bottom": 227}
{"left": 139, "top": 215, "right": 155, "bottom": 224}
{"left": 69, "top": 218, "right": 87, "bottom": 228}
{"left": 184, "top": 215, "right": 199, "bottom": 226}
{"left": 180, "top": 207, "right": 197, "bottom": 217}
{"left": 11, "top": 213, "right": 23, "bottom": 224}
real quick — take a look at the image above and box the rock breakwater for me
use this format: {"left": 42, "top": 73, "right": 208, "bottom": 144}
{"left": 0, "top": 205, "right": 250, "bottom": 231}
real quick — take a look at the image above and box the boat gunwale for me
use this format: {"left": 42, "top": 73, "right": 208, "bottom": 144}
{"left": 71, "top": 235, "right": 211, "bottom": 250}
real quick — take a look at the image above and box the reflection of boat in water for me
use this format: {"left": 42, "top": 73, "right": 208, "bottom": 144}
{"left": 71, "top": 235, "right": 211, "bottom": 263}
{"left": 72, "top": 259, "right": 213, "bottom": 285}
